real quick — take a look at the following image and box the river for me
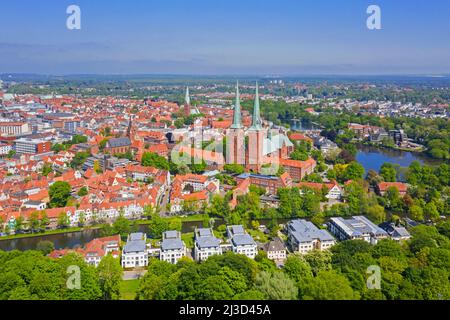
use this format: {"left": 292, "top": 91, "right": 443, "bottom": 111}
{"left": 2, "top": 144, "right": 443, "bottom": 251}
{"left": 0, "top": 218, "right": 291, "bottom": 252}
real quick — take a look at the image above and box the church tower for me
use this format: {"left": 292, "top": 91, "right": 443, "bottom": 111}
{"left": 184, "top": 86, "right": 191, "bottom": 117}
{"left": 127, "top": 115, "right": 136, "bottom": 141}
{"left": 247, "top": 82, "right": 266, "bottom": 172}
{"left": 226, "top": 81, "right": 245, "bottom": 166}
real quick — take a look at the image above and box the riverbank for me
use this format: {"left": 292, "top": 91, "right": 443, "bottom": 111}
{"left": 357, "top": 141, "right": 426, "bottom": 154}
{"left": 0, "top": 214, "right": 210, "bottom": 242}
{"left": 0, "top": 226, "right": 86, "bottom": 241}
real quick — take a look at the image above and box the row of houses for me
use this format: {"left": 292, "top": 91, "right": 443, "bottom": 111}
{"left": 121, "top": 224, "right": 259, "bottom": 268}
{"left": 122, "top": 215, "right": 411, "bottom": 268}
{"left": 2, "top": 199, "right": 149, "bottom": 231}
{"left": 48, "top": 214, "right": 411, "bottom": 269}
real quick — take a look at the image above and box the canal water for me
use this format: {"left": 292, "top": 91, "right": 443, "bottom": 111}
{"left": 0, "top": 218, "right": 290, "bottom": 252}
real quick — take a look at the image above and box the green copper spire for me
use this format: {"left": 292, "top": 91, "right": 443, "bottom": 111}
{"left": 185, "top": 86, "right": 190, "bottom": 105}
{"left": 250, "top": 82, "right": 262, "bottom": 130}
{"left": 231, "top": 81, "right": 243, "bottom": 129}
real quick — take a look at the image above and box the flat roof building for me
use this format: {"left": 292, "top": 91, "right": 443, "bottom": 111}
{"left": 328, "top": 216, "right": 388, "bottom": 245}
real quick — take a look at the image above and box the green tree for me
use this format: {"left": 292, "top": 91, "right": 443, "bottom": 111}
{"left": 424, "top": 202, "right": 440, "bottom": 221}
{"left": 77, "top": 186, "right": 88, "bottom": 197}
{"left": 36, "top": 240, "right": 54, "bottom": 255}
{"left": 57, "top": 212, "right": 70, "bottom": 229}
{"left": 409, "top": 205, "right": 424, "bottom": 221}
{"left": 29, "top": 212, "right": 40, "bottom": 232}
{"left": 380, "top": 163, "right": 397, "bottom": 182}
{"left": 283, "top": 255, "right": 313, "bottom": 296}
{"left": 302, "top": 270, "right": 359, "bottom": 300}
{"left": 366, "top": 204, "right": 386, "bottom": 224}
{"left": 98, "top": 255, "right": 123, "bottom": 300}
{"left": 343, "top": 162, "right": 365, "bottom": 181}
{"left": 41, "top": 163, "right": 53, "bottom": 177}
{"left": 49, "top": 181, "right": 72, "bottom": 208}
{"left": 141, "top": 152, "right": 170, "bottom": 170}
{"left": 254, "top": 271, "right": 298, "bottom": 300}
{"left": 148, "top": 214, "right": 169, "bottom": 238}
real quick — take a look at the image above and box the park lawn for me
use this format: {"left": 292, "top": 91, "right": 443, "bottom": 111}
{"left": 120, "top": 279, "right": 140, "bottom": 300}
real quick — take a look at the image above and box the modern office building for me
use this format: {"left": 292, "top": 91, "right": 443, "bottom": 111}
{"left": 328, "top": 216, "right": 389, "bottom": 245}
{"left": 14, "top": 138, "right": 52, "bottom": 155}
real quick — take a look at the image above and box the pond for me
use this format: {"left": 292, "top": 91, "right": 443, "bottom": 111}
{"left": 356, "top": 145, "right": 443, "bottom": 176}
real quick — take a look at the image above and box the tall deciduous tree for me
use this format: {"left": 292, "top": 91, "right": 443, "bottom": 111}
{"left": 254, "top": 271, "right": 298, "bottom": 300}
{"left": 98, "top": 255, "right": 123, "bottom": 300}
{"left": 49, "top": 181, "right": 72, "bottom": 208}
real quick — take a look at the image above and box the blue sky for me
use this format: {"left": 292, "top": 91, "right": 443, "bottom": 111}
{"left": 0, "top": 0, "right": 449, "bottom": 75}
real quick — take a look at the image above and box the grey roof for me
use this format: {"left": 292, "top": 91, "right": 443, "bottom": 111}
{"left": 164, "top": 230, "right": 179, "bottom": 239}
{"left": 330, "top": 216, "right": 388, "bottom": 237}
{"left": 195, "top": 228, "right": 221, "bottom": 249}
{"left": 123, "top": 240, "right": 146, "bottom": 253}
{"left": 228, "top": 225, "right": 245, "bottom": 236}
{"left": 288, "top": 219, "right": 335, "bottom": 243}
{"left": 129, "top": 232, "right": 144, "bottom": 241}
{"left": 392, "top": 227, "right": 411, "bottom": 238}
{"left": 24, "top": 200, "right": 44, "bottom": 206}
{"left": 262, "top": 237, "right": 286, "bottom": 252}
{"left": 232, "top": 234, "right": 256, "bottom": 247}
{"left": 107, "top": 137, "right": 131, "bottom": 148}
{"left": 161, "top": 238, "right": 184, "bottom": 251}
{"left": 161, "top": 230, "right": 184, "bottom": 251}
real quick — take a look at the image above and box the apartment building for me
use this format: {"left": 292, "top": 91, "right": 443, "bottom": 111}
{"left": 121, "top": 233, "right": 148, "bottom": 268}
{"left": 287, "top": 219, "right": 335, "bottom": 254}
{"left": 0, "top": 122, "right": 31, "bottom": 136}
{"left": 160, "top": 230, "right": 186, "bottom": 264}
{"left": 227, "top": 225, "right": 257, "bottom": 259}
{"left": 194, "top": 228, "right": 222, "bottom": 261}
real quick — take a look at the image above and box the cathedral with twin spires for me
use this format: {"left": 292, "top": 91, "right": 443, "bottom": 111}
{"left": 226, "top": 82, "right": 294, "bottom": 173}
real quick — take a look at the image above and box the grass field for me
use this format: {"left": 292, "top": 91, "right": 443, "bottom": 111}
{"left": 120, "top": 279, "right": 140, "bottom": 300}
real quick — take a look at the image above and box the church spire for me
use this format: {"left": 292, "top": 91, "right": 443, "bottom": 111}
{"left": 184, "top": 86, "right": 191, "bottom": 117}
{"left": 249, "top": 82, "right": 262, "bottom": 130}
{"left": 185, "top": 86, "right": 191, "bottom": 106}
{"left": 231, "top": 81, "right": 243, "bottom": 129}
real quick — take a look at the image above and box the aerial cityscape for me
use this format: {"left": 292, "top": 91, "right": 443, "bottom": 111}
{"left": 0, "top": 0, "right": 449, "bottom": 307}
